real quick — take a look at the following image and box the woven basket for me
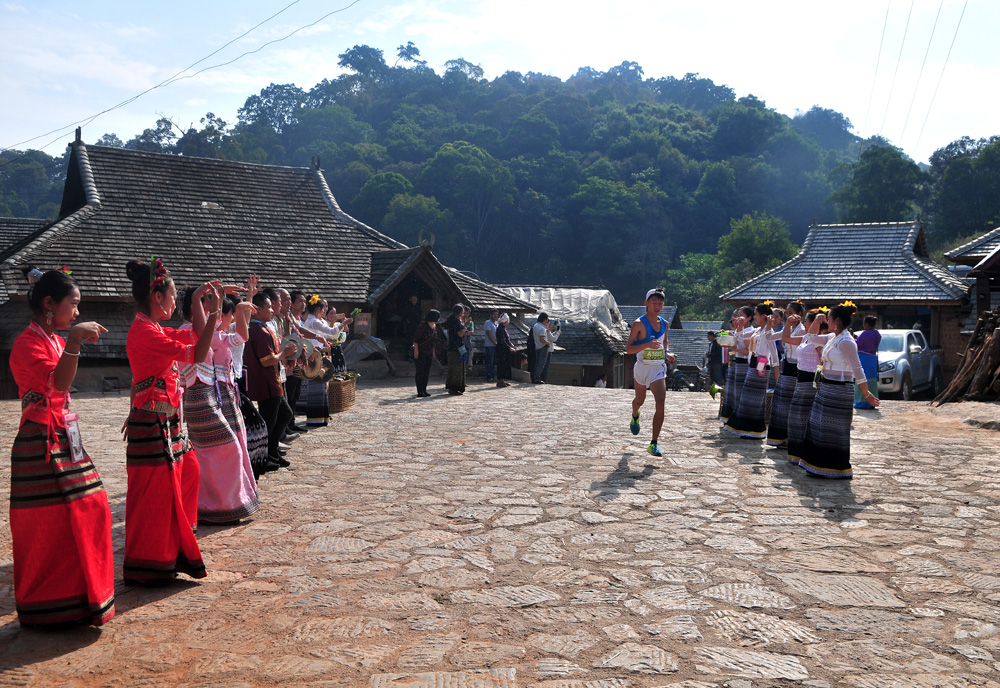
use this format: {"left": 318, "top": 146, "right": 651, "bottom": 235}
{"left": 328, "top": 377, "right": 356, "bottom": 413}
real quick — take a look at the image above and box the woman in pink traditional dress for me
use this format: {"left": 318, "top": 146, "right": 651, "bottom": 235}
{"left": 178, "top": 282, "right": 261, "bottom": 524}
{"left": 123, "top": 258, "right": 220, "bottom": 586}
{"left": 8, "top": 267, "right": 115, "bottom": 626}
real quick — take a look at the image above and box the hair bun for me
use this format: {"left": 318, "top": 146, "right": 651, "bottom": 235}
{"left": 125, "top": 260, "right": 149, "bottom": 281}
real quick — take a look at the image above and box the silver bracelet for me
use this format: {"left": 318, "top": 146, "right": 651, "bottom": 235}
{"left": 63, "top": 349, "right": 80, "bottom": 357}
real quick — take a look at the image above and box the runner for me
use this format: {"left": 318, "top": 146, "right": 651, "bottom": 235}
{"left": 626, "top": 288, "right": 675, "bottom": 457}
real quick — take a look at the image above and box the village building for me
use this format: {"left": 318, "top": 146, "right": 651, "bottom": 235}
{"left": 0, "top": 135, "right": 533, "bottom": 397}
{"left": 497, "top": 286, "right": 630, "bottom": 388}
{"left": 944, "top": 226, "right": 1000, "bottom": 332}
{"left": 721, "top": 221, "right": 970, "bottom": 378}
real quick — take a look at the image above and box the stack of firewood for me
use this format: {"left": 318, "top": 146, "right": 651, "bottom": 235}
{"left": 934, "top": 307, "right": 1000, "bottom": 404}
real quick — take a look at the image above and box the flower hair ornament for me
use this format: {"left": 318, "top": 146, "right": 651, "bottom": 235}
{"left": 761, "top": 299, "right": 775, "bottom": 307}
{"left": 816, "top": 306, "right": 830, "bottom": 313}
{"left": 839, "top": 300, "right": 856, "bottom": 308}
{"left": 149, "top": 254, "right": 169, "bottom": 290}
{"left": 59, "top": 264, "right": 73, "bottom": 276}
{"left": 308, "top": 294, "right": 321, "bottom": 305}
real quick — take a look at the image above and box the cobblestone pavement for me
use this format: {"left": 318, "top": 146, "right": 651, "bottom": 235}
{"left": 2, "top": 380, "right": 1000, "bottom": 687}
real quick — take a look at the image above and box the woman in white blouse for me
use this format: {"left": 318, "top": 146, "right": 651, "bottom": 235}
{"left": 783, "top": 309, "right": 823, "bottom": 463}
{"left": 719, "top": 306, "right": 754, "bottom": 425}
{"left": 724, "top": 303, "right": 779, "bottom": 438}
{"left": 766, "top": 301, "right": 806, "bottom": 448}
{"left": 298, "top": 296, "right": 338, "bottom": 427}
{"left": 799, "top": 303, "right": 879, "bottom": 479}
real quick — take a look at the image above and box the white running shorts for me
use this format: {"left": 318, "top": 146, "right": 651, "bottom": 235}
{"left": 633, "top": 361, "right": 667, "bottom": 388}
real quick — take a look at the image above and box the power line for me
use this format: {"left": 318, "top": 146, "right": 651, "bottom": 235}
{"left": 878, "top": 0, "right": 916, "bottom": 137}
{"left": 861, "top": 1, "right": 892, "bottom": 140}
{"left": 915, "top": 0, "right": 969, "bottom": 154}
{"left": 899, "top": 0, "right": 944, "bottom": 146}
{"left": 1, "top": 0, "right": 364, "bottom": 155}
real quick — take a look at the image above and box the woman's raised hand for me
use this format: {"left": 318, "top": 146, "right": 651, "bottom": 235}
{"left": 69, "top": 321, "right": 108, "bottom": 344}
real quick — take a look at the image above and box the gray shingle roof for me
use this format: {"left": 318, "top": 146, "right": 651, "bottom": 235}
{"left": 667, "top": 328, "right": 710, "bottom": 368}
{"left": 0, "top": 142, "right": 532, "bottom": 314}
{"left": 945, "top": 226, "right": 1000, "bottom": 266}
{"left": 0, "top": 217, "right": 49, "bottom": 256}
{"left": 722, "top": 221, "right": 967, "bottom": 304}
{"left": 619, "top": 305, "right": 682, "bottom": 329}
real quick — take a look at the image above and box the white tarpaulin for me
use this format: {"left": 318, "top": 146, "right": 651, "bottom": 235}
{"left": 498, "top": 287, "right": 624, "bottom": 332}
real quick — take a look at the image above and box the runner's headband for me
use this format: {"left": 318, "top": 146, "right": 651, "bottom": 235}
{"left": 645, "top": 288, "right": 665, "bottom": 302}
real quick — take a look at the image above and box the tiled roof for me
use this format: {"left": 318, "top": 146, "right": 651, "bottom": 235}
{"left": 722, "top": 221, "right": 968, "bottom": 304}
{"left": 619, "top": 305, "right": 682, "bottom": 329}
{"left": 0, "top": 217, "right": 48, "bottom": 256}
{"left": 945, "top": 226, "right": 1000, "bottom": 266}
{"left": 681, "top": 320, "right": 725, "bottom": 331}
{"left": 0, "top": 142, "right": 532, "bottom": 315}
{"left": 450, "top": 272, "right": 537, "bottom": 313}
{"left": 668, "top": 329, "right": 710, "bottom": 368}
{"left": 970, "top": 244, "right": 1000, "bottom": 277}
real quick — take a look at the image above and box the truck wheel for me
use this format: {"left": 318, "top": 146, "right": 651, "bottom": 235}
{"left": 930, "top": 368, "right": 943, "bottom": 398}
{"left": 900, "top": 371, "right": 913, "bottom": 401}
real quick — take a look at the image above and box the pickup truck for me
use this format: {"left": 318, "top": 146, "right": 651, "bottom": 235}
{"left": 876, "top": 329, "right": 945, "bottom": 400}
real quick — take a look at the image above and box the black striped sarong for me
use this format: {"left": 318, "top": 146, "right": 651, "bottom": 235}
{"left": 237, "top": 378, "right": 269, "bottom": 478}
{"left": 766, "top": 360, "right": 798, "bottom": 446}
{"left": 299, "top": 378, "right": 329, "bottom": 427}
{"left": 787, "top": 369, "right": 818, "bottom": 462}
{"left": 799, "top": 378, "right": 855, "bottom": 479}
{"left": 720, "top": 358, "right": 747, "bottom": 424}
{"left": 724, "top": 365, "right": 769, "bottom": 438}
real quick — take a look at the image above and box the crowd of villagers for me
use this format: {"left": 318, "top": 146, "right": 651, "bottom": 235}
{"left": 8, "top": 258, "right": 353, "bottom": 627}
{"left": 719, "top": 299, "right": 880, "bottom": 480}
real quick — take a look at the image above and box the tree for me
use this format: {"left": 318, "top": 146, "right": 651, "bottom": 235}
{"left": 418, "top": 142, "right": 515, "bottom": 275}
{"left": 662, "top": 253, "right": 726, "bottom": 319}
{"left": 791, "top": 106, "right": 856, "bottom": 151}
{"left": 95, "top": 133, "right": 124, "bottom": 148}
{"left": 395, "top": 41, "right": 426, "bottom": 66}
{"left": 716, "top": 213, "right": 798, "bottom": 289}
{"left": 444, "top": 58, "right": 484, "bottom": 81}
{"left": 930, "top": 136, "right": 1000, "bottom": 244}
{"left": 351, "top": 172, "right": 414, "bottom": 225}
{"left": 829, "top": 144, "right": 926, "bottom": 222}
{"left": 338, "top": 45, "right": 389, "bottom": 82}
{"left": 175, "top": 113, "right": 229, "bottom": 158}
{"left": 237, "top": 83, "right": 305, "bottom": 133}
{"left": 380, "top": 194, "right": 455, "bottom": 258}
{"left": 125, "top": 117, "right": 179, "bottom": 153}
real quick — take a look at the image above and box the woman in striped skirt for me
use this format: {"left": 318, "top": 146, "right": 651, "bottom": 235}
{"left": 786, "top": 310, "right": 824, "bottom": 463}
{"left": 719, "top": 307, "right": 753, "bottom": 425}
{"left": 766, "top": 301, "right": 806, "bottom": 448}
{"left": 8, "top": 268, "right": 115, "bottom": 627}
{"left": 123, "top": 259, "right": 218, "bottom": 586}
{"left": 724, "top": 303, "right": 779, "bottom": 439}
{"left": 179, "top": 288, "right": 261, "bottom": 524}
{"left": 800, "top": 303, "right": 879, "bottom": 479}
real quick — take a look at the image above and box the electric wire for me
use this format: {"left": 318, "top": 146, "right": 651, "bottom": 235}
{"left": 878, "top": 0, "right": 916, "bottom": 137}
{"left": 899, "top": 0, "right": 943, "bottom": 146}
{"left": 861, "top": 1, "right": 892, "bottom": 145}
{"left": 914, "top": 0, "right": 969, "bottom": 154}
{"left": 1, "top": 0, "right": 364, "bottom": 157}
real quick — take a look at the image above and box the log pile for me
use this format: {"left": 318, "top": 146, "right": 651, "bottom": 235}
{"left": 934, "top": 308, "right": 1000, "bottom": 405}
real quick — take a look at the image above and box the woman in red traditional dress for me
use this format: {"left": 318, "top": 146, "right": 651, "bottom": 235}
{"left": 123, "top": 258, "right": 220, "bottom": 586}
{"left": 8, "top": 267, "right": 114, "bottom": 626}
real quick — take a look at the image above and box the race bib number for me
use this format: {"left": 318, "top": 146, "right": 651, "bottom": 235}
{"left": 64, "top": 412, "right": 88, "bottom": 464}
{"left": 642, "top": 349, "right": 665, "bottom": 361}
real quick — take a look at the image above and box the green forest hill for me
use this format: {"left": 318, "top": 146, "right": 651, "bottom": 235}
{"left": 3, "top": 43, "right": 998, "bottom": 317}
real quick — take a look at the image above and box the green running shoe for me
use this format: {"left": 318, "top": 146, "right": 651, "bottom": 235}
{"left": 647, "top": 442, "right": 662, "bottom": 457}
{"left": 629, "top": 409, "right": 641, "bottom": 435}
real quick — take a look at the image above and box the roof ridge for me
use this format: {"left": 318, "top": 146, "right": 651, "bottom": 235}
{"left": 944, "top": 225, "right": 1000, "bottom": 259}
{"left": 901, "top": 224, "right": 968, "bottom": 298}
{"left": 311, "top": 167, "right": 407, "bottom": 250}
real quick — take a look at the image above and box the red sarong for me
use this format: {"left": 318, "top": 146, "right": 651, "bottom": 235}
{"left": 10, "top": 421, "right": 115, "bottom": 626}
{"left": 123, "top": 407, "right": 206, "bottom": 583}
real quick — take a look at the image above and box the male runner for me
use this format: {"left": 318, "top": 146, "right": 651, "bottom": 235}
{"left": 626, "top": 288, "right": 675, "bottom": 457}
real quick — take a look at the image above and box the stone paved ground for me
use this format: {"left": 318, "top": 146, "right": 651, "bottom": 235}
{"left": 1, "top": 380, "right": 1000, "bottom": 687}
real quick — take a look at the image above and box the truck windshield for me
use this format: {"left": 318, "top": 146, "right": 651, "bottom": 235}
{"left": 879, "top": 335, "right": 904, "bottom": 352}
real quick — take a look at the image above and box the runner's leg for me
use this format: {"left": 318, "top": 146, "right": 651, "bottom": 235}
{"left": 650, "top": 378, "right": 666, "bottom": 443}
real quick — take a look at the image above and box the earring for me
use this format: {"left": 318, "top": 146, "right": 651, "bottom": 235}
{"left": 46, "top": 310, "right": 53, "bottom": 325}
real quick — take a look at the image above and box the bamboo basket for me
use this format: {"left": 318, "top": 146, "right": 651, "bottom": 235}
{"left": 328, "top": 377, "right": 356, "bottom": 413}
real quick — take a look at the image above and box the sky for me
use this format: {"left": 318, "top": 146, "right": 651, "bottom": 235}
{"left": 1, "top": 0, "right": 995, "bottom": 164}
